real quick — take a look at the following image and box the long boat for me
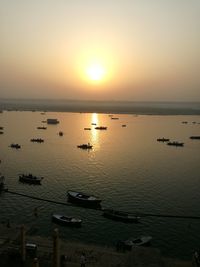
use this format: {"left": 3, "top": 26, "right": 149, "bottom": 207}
{"left": 118, "top": 236, "right": 152, "bottom": 250}
{"left": 190, "top": 136, "right": 200, "bottom": 140}
{"left": 77, "top": 143, "right": 93, "bottom": 149}
{"left": 67, "top": 190, "right": 102, "bottom": 207}
{"left": 157, "top": 137, "right": 170, "bottom": 142}
{"left": 103, "top": 209, "right": 140, "bottom": 223}
{"left": 52, "top": 214, "right": 82, "bottom": 227}
{"left": 167, "top": 141, "right": 184, "bottom": 147}
{"left": 19, "top": 174, "right": 44, "bottom": 184}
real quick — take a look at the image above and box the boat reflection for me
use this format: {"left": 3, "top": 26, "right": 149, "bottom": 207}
{"left": 91, "top": 113, "right": 99, "bottom": 146}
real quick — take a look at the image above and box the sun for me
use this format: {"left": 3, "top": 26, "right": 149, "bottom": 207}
{"left": 86, "top": 63, "right": 106, "bottom": 82}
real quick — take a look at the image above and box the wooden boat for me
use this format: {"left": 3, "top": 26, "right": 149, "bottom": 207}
{"left": 30, "top": 138, "right": 44, "bottom": 143}
{"left": 190, "top": 136, "right": 200, "bottom": 140}
{"left": 10, "top": 143, "right": 21, "bottom": 149}
{"left": 59, "top": 131, "right": 63, "bottom": 136}
{"left": 84, "top": 128, "right": 91, "bottom": 130}
{"left": 52, "top": 214, "right": 82, "bottom": 227}
{"left": 111, "top": 117, "right": 119, "bottom": 120}
{"left": 67, "top": 190, "right": 102, "bottom": 207}
{"left": 157, "top": 137, "right": 170, "bottom": 142}
{"left": 95, "top": 126, "right": 107, "bottom": 130}
{"left": 0, "top": 131, "right": 3, "bottom": 135}
{"left": 19, "top": 174, "right": 43, "bottom": 184}
{"left": 0, "top": 127, "right": 3, "bottom": 130}
{"left": 37, "top": 126, "right": 47, "bottom": 130}
{"left": 103, "top": 209, "right": 140, "bottom": 223}
{"left": 118, "top": 236, "right": 152, "bottom": 250}
{"left": 77, "top": 143, "right": 93, "bottom": 149}
{"left": 167, "top": 141, "right": 184, "bottom": 147}
{"left": 122, "top": 125, "right": 126, "bottom": 127}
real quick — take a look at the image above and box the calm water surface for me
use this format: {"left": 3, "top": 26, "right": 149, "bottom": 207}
{"left": 0, "top": 111, "right": 200, "bottom": 259}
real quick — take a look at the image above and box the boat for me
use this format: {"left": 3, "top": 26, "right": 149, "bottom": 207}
{"left": 190, "top": 136, "right": 200, "bottom": 140}
{"left": 122, "top": 125, "right": 126, "bottom": 127}
{"left": 111, "top": 117, "right": 119, "bottom": 120}
{"left": 77, "top": 143, "right": 93, "bottom": 149}
{"left": 0, "top": 131, "right": 3, "bottom": 135}
{"left": 0, "top": 127, "right": 3, "bottom": 130}
{"left": 95, "top": 126, "right": 107, "bottom": 130}
{"left": 47, "top": 118, "right": 59, "bottom": 124}
{"left": 167, "top": 141, "right": 184, "bottom": 147}
{"left": 30, "top": 138, "right": 44, "bottom": 143}
{"left": 118, "top": 236, "right": 152, "bottom": 250}
{"left": 37, "top": 126, "right": 47, "bottom": 130}
{"left": 10, "top": 143, "right": 21, "bottom": 149}
{"left": 67, "top": 190, "right": 102, "bottom": 207}
{"left": 91, "top": 123, "right": 96, "bottom": 125}
{"left": 52, "top": 214, "right": 82, "bottom": 227}
{"left": 58, "top": 131, "right": 63, "bottom": 136}
{"left": 84, "top": 128, "right": 91, "bottom": 130}
{"left": 19, "top": 174, "right": 44, "bottom": 184}
{"left": 157, "top": 137, "right": 170, "bottom": 142}
{"left": 103, "top": 209, "right": 140, "bottom": 223}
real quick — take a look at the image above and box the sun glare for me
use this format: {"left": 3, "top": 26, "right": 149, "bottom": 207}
{"left": 86, "top": 63, "right": 106, "bottom": 82}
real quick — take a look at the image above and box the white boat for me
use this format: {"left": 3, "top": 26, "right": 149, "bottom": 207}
{"left": 122, "top": 236, "right": 152, "bottom": 249}
{"left": 52, "top": 214, "right": 82, "bottom": 227}
{"left": 67, "top": 190, "right": 102, "bottom": 207}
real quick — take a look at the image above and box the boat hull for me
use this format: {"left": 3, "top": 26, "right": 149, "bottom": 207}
{"left": 52, "top": 215, "right": 82, "bottom": 227}
{"left": 103, "top": 209, "right": 140, "bottom": 223}
{"left": 67, "top": 191, "right": 102, "bottom": 208}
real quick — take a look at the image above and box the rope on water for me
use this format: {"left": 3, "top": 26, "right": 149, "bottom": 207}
{"left": 4, "top": 189, "right": 200, "bottom": 220}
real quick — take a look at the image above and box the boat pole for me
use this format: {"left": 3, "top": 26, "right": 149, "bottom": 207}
{"left": 52, "top": 228, "right": 60, "bottom": 267}
{"left": 20, "top": 224, "right": 26, "bottom": 262}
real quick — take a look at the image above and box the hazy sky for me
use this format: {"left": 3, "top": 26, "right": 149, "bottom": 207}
{"left": 0, "top": 0, "right": 200, "bottom": 101}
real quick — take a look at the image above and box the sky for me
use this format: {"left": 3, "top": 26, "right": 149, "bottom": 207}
{"left": 0, "top": 0, "right": 200, "bottom": 101}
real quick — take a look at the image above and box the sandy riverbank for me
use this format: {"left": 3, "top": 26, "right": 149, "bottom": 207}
{"left": 0, "top": 223, "right": 193, "bottom": 267}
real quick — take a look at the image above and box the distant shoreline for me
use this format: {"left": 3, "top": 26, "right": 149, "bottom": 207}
{"left": 0, "top": 99, "right": 200, "bottom": 115}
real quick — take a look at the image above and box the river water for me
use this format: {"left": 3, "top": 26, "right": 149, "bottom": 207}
{"left": 0, "top": 111, "right": 200, "bottom": 259}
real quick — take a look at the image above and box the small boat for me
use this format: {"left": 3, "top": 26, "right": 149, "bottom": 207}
{"left": 58, "top": 131, "right": 63, "bottom": 136}
{"left": 91, "top": 123, "right": 96, "bottom": 125}
{"left": 103, "top": 209, "right": 140, "bottom": 223}
{"left": 10, "top": 143, "right": 21, "bottom": 149}
{"left": 118, "top": 236, "right": 152, "bottom": 250}
{"left": 52, "top": 214, "right": 82, "bottom": 227}
{"left": 30, "top": 138, "right": 44, "bottom": 143}
{"left": 157, "top": 137, "right": 170, "bottom": 142}
{"left": 95, "top": 126, "right": 107, "bottom": 130}
{"left": 67, "top": 190, "right": 102, "bottom": 207}
{"left": 122, "top": 125, "right": 126, "bottom": 127}
{"left": 77, "top": 143, "right": 93, "bottom": 149}
{"left": 19, "top": 174, "right": 44, "bottom": 184}
{"left": 84, "top": 127, "right": 91, "bottom": 130}
{"left": 167, "top": 141, "right": 184, "bottom": 147}
{"left": 111, "top": 117, "right": 119, "bottom": 120}
{"left": 190, "top": 136, "right": 200, "bottom": 140}
{"left": 0, "top": 131, "right": 3, "bottom": 135}
{"left": 37, "top": 126, "right": 47, "bottom": 130}
{"left": 182, "top": 121, "right": 188, "bottom": 124}
{"left": 0, "top": 126, "right": 3, "bottom": 130}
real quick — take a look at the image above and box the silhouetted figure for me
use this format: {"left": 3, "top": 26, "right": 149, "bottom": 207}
{"left": 80, "top": 253, "right": 86, "bottom": 267}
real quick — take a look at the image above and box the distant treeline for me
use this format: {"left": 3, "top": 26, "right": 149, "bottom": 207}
{"left": 0, "top": 98, "right": 200, "bottom": 115}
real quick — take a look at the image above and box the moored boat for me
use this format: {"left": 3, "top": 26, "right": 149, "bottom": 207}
{"left": 52, "top": 214, "right": 82, "bottom": 227}
{"left": 30, "top": 138, "right": 44, "bottom": 143}
{"left": 190, "top": 136, "right": 200, "bottom": 140}
{"left": 37, "top": 126, "right": 47, "bottom": 130}
{"left": 103, "top": 209, "right": 140, "bottom": 223}
{"left": 67, "top": 190, "right": 102, "bottom": 207}
{"left": 19, "top": 174, "right": 43, "bottom": 184}
{"left": 77, "top": 143, "right": 93, "bottom": 149}
{"left": 84, "top": 127, "right": 91, "bottom": 130}
{"left": 157, "top": 137, "right": 170, "bottom": 142}
{"left": 118, "top": 236, "right": 152, "bottom": 250}
{"left": 95, "top": 126, "right": 107, "bottom": 130}
{"left": 167, "top": 141, "right": 184, "bottom": 147}
{"left": 10, "top": 143, "right": 21, "bottom": 149}
{"left": 58, "top": 131, "right": 63, "bottom": 136}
